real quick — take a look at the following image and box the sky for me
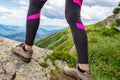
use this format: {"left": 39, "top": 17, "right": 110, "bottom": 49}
{"left": 0, "top": 0, "right": 119, "bottom": 29}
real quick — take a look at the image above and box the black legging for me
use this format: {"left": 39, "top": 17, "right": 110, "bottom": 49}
{"left": 25, "top": 0, "right": 88, "bottom": 64}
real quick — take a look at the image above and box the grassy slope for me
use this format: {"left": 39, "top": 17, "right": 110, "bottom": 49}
{"left": 35, "top": 27, "right": 74, "bottom": 51}
{"left": 35, "top": 21, "right": 120, "bottom": 80}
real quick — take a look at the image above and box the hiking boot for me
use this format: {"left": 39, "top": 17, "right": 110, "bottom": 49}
{"left": 12, "top": 43, "right": 33, "bottom": 63}
{"left": 64, "top": 64, "right": 91, "bottom": 80}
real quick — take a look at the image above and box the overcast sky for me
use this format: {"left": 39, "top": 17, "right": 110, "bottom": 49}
{"left": 0, "top": 0, "right": 119, "bottom": 28}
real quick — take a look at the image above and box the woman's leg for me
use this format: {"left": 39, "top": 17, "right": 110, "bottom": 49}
{"left": 64, "top": 0, "right": 90, "bottom": 79}
{"left": 25, "top": 0, "right": 47, "bottom": 48}
{"left": 12, "top": 0, "right": 47, "bottom": 63}
{"left": 65, "top": 0, "right": 89, "bottom": 70}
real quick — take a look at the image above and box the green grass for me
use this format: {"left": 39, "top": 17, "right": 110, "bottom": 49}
{"left": 88, "top": 32, "right": 120, "bottom": 80}
{"left": 44, "top": 50, "right": 78, "bottom": 67}
{"left": 35, "top": 28, "right": 70, "bottom": 50}
{"left": 39, "top": 61, "right": 49, "bottom": 68}
{"left": 35, "top": 21, "right": 120, "bottom": 80}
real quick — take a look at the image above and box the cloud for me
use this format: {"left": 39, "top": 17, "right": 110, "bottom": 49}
{"left": 81, "top": 5, "right": 114, "bottom": 20}
{"left": 0, "top": 0, "right": 119, "bottom": 27}
{"left": 42, "top": 0, "right": 65, "bottom": 19}
{"left": 0, "top": 5, "right": 68, "bottom": 26}
{"left": 0, "top": 6, "right": 27, "bottom": 26}
{"left": 0, "top": 0, "right": 68, "bottom": 26}
{"left": 0, "top": 7, "right": 12, "bottom": 16}
{"left": 13, "top": 0, "right": 28, "bottom": 6}
{"left": 80, "top": 0, "right": 119, "bottom": 24}
{"left": 40, "top": 15, "right": 68, "bottom": 26}
{"left": 83, "top": 0, "right": 120, "bottom": 7}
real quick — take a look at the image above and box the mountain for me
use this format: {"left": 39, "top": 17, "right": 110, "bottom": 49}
{"left": 0, "top": 24, "right": 65, "bottom": 42}
{"left": 35, "top": 21, "right": 120, "bottom": 80}
{"left": 35, "top": 21, "right": 105, "bottom": 51}
{"left": 35, "top": 27, "right": 73, "bottom": 51}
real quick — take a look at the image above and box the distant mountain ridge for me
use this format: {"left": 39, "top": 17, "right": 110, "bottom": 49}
{"left": 0, "top": 24, "right": 65, "bottom": 42}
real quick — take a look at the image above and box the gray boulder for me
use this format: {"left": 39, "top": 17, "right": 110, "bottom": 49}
{"left": 0, "top": 37, "right": 74, "bottom": 80}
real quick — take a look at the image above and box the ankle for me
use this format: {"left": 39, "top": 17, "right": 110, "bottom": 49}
{"left": 23, "top": 46, "right": 28, "bottom": 52}
{"left": 78, "top": 64, "right": 89, "bottom": 71}
{"left": 24, "top": 43, "right": 32, "bottom": 51}
{"left": 77, "top": 66, "right": 86, "bottom": 73}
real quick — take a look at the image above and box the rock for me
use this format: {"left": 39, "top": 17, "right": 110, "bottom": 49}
{"left": 114, "top": 26, "right": 120, "bottom": 31}
{"left": 104, "top": 15, "right": 116, "bottom": 28}
{"left": 54, "top": 60, "right": 67, "bottom": 68}
{"left": 0, "top": 37, "right": 73, "bottom": 80}
{"left": 70, "top": 45, "right": 76, "bottom": 54}
{"left": 104, "top": 11, "right": 120, "bottom": 28}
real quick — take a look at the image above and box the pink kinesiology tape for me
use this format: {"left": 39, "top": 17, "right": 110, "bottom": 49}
{"left": 76, "top": 23, "right": 86, "bottom": 31}
{"left": 73, "top": 0, "right": 82, "bottom": 7}
{"left": 27, "top": 13, "right": 40, "bottom": 20}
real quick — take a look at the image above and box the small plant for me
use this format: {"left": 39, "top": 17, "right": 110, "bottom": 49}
{"left": 113, "top": 7, "right": 120, "bottom": 14}
{"left": 113, "top": 2, "right": 120, "bottom": 14}
{"left": 100, "top": 28, "right": 119, "bottom": 36}
{"left": 50, "top": 67, "right": 61, "bottom": 75}
{"left": 45, "top": 50, "right": 78, "bottom": 67}
{"left": 118, "top": 2, "right": 120, "bottom": 7}
{"left": 39, "top": 61, "right": 49, "bottom": 68}
{"left": 116, "top": 19, "right": 120, "bottom": 26}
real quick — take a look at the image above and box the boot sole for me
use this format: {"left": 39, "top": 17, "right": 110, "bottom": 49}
{"left": 12, "top": 48, "right": 31, "bottom": 63}
{"left": 63, "top": 71, "right": 82, "bottom": 80}
{"left": 13, "top": 52, "right": 31, "bottom": 63}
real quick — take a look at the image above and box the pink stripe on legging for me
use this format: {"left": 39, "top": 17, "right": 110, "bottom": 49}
{"left": 27, "top": 13, "right": 40, "bottom": 20}
{"left": 73, "top": 0, "right": 82, "bottom": 7}
{"left": 76, "top": 23, "right": 86, "bottom": 31}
